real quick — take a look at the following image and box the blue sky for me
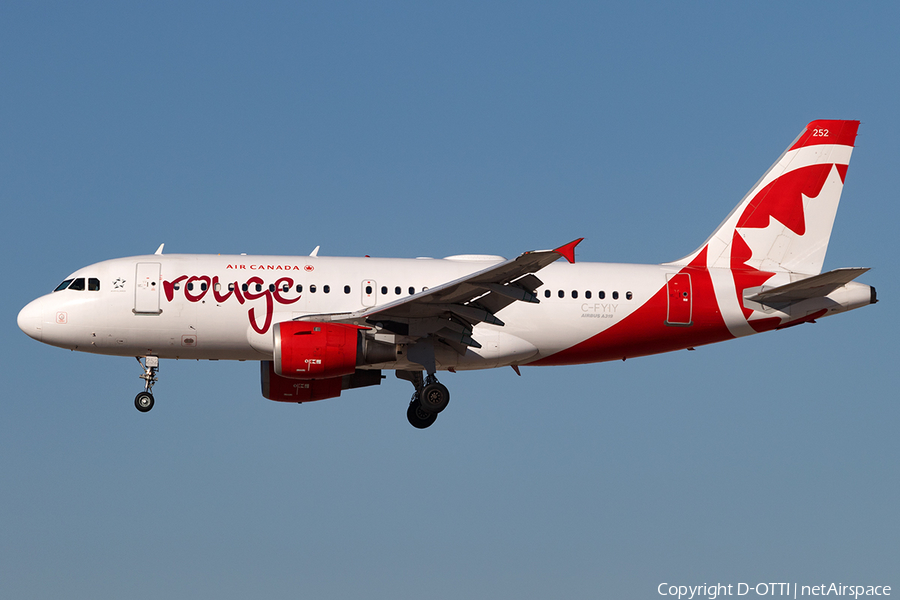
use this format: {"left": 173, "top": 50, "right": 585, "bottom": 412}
{"left": 2, "top": 2, "right": 897, "bottom": 598}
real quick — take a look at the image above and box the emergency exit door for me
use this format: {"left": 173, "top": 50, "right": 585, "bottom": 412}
{"left": 361, "top": 280, "right": 377, "bottom": 307}
{"left": 134, "top": 263, "right": 161, "bottom": 314}
{"left": 665, "top": 273, "right": 692, "bottom": 326}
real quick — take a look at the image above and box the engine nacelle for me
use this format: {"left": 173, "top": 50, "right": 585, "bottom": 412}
{"left": 261, "top": 361, "right": 343, "bottom": 402}
{"left": 273, "top": 321, "right": 362, "bottom": 380}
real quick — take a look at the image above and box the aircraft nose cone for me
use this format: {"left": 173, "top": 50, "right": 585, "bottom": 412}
{"left": 17, "top": 298, "right": 43, "bottom": 341}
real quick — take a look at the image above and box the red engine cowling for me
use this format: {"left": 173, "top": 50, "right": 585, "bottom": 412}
{"left": 273, "top": 321, "right": 362, "bottom": 379}
{"left": 261, "top": 361, "right": 343, "bottom": 402}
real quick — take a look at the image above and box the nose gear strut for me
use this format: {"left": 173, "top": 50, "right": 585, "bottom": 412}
{"left": 134, "top": 356, "right": 159, "bottom": 412}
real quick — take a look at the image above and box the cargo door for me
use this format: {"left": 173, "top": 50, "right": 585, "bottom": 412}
{"left": 134, "top": 263, "right": 162, "bottom": 314}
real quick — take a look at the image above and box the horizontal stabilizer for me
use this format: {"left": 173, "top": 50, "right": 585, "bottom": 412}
{"left": 746, "top": 267, "right": 869, "bottom": 304}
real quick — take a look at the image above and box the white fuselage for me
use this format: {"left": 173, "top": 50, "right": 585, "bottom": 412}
{"left": 16, "top": 252, "right": 873, "bottom": 372}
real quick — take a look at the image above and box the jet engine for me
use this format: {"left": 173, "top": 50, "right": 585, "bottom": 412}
{"left": 273, "top": 320, "right": 399, "bottom": 379}
{"left": 261, "top": 361, "right": 384, "bottom": 403}
{"left": 262, "top": 321, "right": 392, "bottom": 403}
{"left": 261, "top": 361, "right": 344, "bottom": 402}
{"left": 273, "top": 321, "right": 362, "bottom": 379}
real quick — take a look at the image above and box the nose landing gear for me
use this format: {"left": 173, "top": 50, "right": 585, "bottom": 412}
{"left": 134, "top": 356, "right": 159, "bottom": 413}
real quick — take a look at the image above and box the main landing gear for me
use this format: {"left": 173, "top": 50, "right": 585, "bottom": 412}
{"left": 134, "top": 356, "right": 159, "bottom": 413}
{"left": 401, "top": 371, "right": 450, "bottom": 429}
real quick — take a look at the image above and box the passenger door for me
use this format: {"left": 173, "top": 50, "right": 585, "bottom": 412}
{"left": 665, "top": 273, "right": 692, "bottom": 326}
{"left": 134, "top": 263, "right": 162, "bottom": 314}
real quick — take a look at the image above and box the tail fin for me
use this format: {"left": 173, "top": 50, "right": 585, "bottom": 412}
{"left": 671, "top": 120, "right": 860, "bottom": 275}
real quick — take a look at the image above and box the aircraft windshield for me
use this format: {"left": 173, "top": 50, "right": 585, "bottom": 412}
{"left": 53, "top": 277, "right": 99, "bottom": 291}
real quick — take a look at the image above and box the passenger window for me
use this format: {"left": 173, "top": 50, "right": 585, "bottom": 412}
{"left": 598, "top": 291, "right": 605, "bottom": 299}
{"left": 344, "top": 285, "right": 351, "bottom": 294}
{"left": 268, "top": 284, "right": 275, "bottom": 292}
{"left": 241, "top": 283, "right": 248, "bottom": 292}
{"left": 395, "top": 286, "right": 401, "bottom": 295}
{"left": 324, "top": 285, "right": 330, "bottom": 294}
{"left": 310, "top": 284, "right": 317, "bottom": 293}
{"left": 255, "top": 284, "right": 262, "bottom": 293}
{"left": 215, "top": 283, "right": 222, "bottom": 292}
{"left": 296, "top": 284, "right": 303, "bottom": 293}
{"left": 544, "top": 289, "right": 551, "bottom": 298}
{"left": 88, "top": 278, "right": 100, "bottom": 291}
{"left": 69, "top": 278, "right": 86, "bottom": 291}
{"left": 366, "top": 285, "right": 372, "bottom": 294}
{"left": 612, "top": 291, "right": 619, "bottom": 300}
{"left": 408, "top": 286, "right": 415, "bottom": 295}
{"left": 558, "top": 290, "right": 564, "bottom": 298}
{"left": 571, "top": 290, "right": 578, "bottom": 299}
{"left": 187, "top": 282, "right": 194, "bottom": 291}
{"left": 585, "top": 291, "right": 592, "bottom": 299}
{"left": 174, "top": 283, "right": 181, "bottom": 291}
{"left": 282, "top": 284, "right": 289, "bottom": 293}
{"left": 201, "top": 282, "right": 208, "bottom": 291}
{"left": 227, "top": 283, "right": 234, "bottom": 292}
{"left": 626, "top": 291, "right": 633, "bottom": 300}
{"left": 381, "top": 286, "right": 387, "bottom": 295}
{"left": 54, "top": 279, "right": 73, "bottom": 292}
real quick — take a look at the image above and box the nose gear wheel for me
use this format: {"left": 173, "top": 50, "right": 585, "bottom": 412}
{"left": 135, "top": 391, "right": 154, "bottom": 412}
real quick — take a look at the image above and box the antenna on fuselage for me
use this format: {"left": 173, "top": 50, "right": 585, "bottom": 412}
{"left": 155, "top": 243, "right": 165, "bottom": 255}
{"left": 310, "top": 246, "right": 320, "bottom": 257}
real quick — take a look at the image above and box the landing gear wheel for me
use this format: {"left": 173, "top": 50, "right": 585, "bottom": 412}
{"left": 419, "top": 382, "right": 450, "bottom": 414}
{"left": 135, "top": 392, "right": 155, "bottom": 413}
{"left": 407, "top": 401, "right": 437, "bottom": 429}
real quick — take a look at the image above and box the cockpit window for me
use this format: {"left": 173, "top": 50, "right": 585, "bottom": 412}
{"left": 68, "top": 278, "right": 86, "bottom": 291}
{"left": 88, "top": 278, "right": 100, "bottom": 291}
{"left": 54, "top": 279, "right": 74, "bottom": 292}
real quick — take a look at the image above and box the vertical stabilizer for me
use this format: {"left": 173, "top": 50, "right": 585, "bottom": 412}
{"left": 671, "top": 120, "right": 859, "bottom": 275}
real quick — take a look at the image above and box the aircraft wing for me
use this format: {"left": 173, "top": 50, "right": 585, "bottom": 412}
{"left": 298, "top": 239, "right": 583, "bottom": 349}
{"left": 746, "top": 267, "right": 870, "bottom": 305}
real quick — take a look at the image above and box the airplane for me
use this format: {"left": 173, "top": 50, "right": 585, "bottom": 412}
{"left": 17, "top": 120, "right": 876, "bottom": 429}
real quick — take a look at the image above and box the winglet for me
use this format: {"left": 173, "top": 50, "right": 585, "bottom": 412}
{"left": 154, "top": 243, "right": 165, "bottom": 255}
{"left": 553, "top": 238, "right": 583, "bottom": 264}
